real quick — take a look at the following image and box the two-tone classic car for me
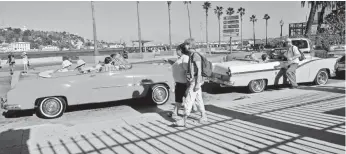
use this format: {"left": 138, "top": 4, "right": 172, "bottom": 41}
{"left": 209, "top": 54, "right": 338, "bottom": 93}
{"left": 1, "top": 62, "right": 174, "bottom": 119}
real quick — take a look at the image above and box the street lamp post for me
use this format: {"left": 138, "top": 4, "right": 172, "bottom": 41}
{"left": 280, "top": 19, "right": 284, "bottom": 39}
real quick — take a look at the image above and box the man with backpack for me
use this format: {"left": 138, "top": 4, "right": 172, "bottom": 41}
{"left": 274, "top": 38, "right": 305, "bottom": 89}
{"left": 174, "top": 38, "right": 212, "bottom": 127}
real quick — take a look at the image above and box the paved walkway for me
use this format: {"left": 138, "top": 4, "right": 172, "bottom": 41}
{"left": 0, "top": 86, "right": 345, "bottom": 154}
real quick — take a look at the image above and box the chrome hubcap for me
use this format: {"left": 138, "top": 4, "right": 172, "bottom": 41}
{"left": 42, "top": 99, "right": 61, "bottom": 116}
{"left": 153, "top": 87, "right": 167, "bottom": 103}
{"left": 252, "top": 80, "right": 265, "bottom": 92}
{"left": 317, "top": 72, "right": 328, "bottom": 85}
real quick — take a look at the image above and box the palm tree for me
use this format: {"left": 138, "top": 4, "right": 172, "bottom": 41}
{"left": 183, "top": 1, "right": 192, "bottom": 38}
{"left": 91, "top": 1, "right": 99, "bottom": 57}
{"left": 167, "top": 1, "right": 172, "bottom": 50}
{"left": 301, "top": 1, "right": 336, "bottom": 36}
{"left": 214, "top": 6, "right": 223, "bottom": 47}
{"left": 136, "top": 1, "right": 142, "bottom": 53}
{"left": 250, "top": 15, "right": 257, "bottom": 46}
{"left": 263, "top": 14, "right": 270, "bottom": 46}
{"left": 237, "top": 7, "right": 245, "bottom": 50}
{"left": 202, "top": 1, "right": 211, "bottom": 54}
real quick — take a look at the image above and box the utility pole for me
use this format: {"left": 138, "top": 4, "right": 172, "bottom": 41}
{"left": 91, "top": 1, "right": 99, "bottom": 60}
{"left": 168, "top": 2, "right": 172, "bottom": 51}
{"left": 136, "top": 1, "right": 142, "bottom": 53}
{"left": 230, "top": 36, "right": 232, "bottom": 54}
{"left": 200, "top": 22, "right": 203, "bottom": 48}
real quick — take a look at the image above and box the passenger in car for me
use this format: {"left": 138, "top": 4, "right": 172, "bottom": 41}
{"left": 261, "top": 54, "right": 277, "bottom": 63}
{"left": 111, "top": 53, "right": 132, "bottom": 70}
{"left": 103, "top": 57, "right": 119, "bottom": 72}
{"left": 75, "top": 59, "right": 97, "bottom": 74}
{"left": 58, "top": 57, "right": 73, "bottom": 72}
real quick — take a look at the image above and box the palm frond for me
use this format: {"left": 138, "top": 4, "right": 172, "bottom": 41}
{"left": 226, "top": 7, "right": 234, "bottom": 15}
{"left": 203, "top": 1, "right": 211, "bottom": 10}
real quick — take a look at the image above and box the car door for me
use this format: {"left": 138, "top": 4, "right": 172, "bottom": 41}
{"left": 91, "top": 71, "right": 134, "bottom": 103}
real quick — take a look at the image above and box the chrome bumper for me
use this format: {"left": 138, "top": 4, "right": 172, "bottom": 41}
{"left": 207, "top": 77, "right": 235, "bottom": 86}
{"left": 0, "top": 97, "right": 21, "bottom": 110}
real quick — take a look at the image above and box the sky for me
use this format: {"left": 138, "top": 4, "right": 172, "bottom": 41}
{"left": 0, "top": 1, "right": 310, "bottom": 44}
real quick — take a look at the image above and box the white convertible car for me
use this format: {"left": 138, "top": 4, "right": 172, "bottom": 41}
{"left": 209, "top": 54, "right": 338, "bottom": 93}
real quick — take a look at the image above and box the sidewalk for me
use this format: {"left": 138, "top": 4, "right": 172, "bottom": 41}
{"left": 0, "top": 86, "right": 345, "bottom": 154}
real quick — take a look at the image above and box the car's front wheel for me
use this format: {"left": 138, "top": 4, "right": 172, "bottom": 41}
{"left": 36, "top": 97, "right": 66, "bottom": 119}
{"left": 151, "top": 84, "right": 170, "bottom": 105}
{"left": 314, "top": 69, "right": 329, "bottom": 85}
{"left": 248, "top": 79, "right": 267, "bottom": 93}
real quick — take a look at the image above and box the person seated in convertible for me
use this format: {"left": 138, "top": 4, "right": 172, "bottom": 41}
{"left": 102, "top": 57, "right": 119, "bottom": 72}
{"left": 58, "top": 57, "right": 73, "bottom": 72}
{"left": 75, "top": 59, "right": 101, "bottom": 74}
{"left": 110, "top": 53, "right": 132, "bottom": 70}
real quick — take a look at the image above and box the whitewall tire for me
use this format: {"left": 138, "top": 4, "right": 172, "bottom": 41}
{"left": 314, "top": 69, "right": 329, "bottom": 85}
{"left": 37, "top": 97, "right": 66, "bottom": 119}
{"left": 151, "top": 84, "right": 169, "bottom": 105}
{"left": 248, "top": 79, "right": 267, "bottom": 93}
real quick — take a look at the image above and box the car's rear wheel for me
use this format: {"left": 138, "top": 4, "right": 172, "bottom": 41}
{"left": 36, "top": 97, "right": 66, "bottom": 119}
{"left": 248, "top": 79, "right": 267, "bottom": 93}
{"left": 314, "top": 69, "right": 329, "bottom": 85}
{"left": 151, "top": 84, "right": 169, "bottom": 105}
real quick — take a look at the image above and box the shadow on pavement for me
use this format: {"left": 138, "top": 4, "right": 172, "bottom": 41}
{"left": 205, "top": 105, "right": 345, "bottom": 146}
{"left": 202, "top": 82, "right": 249, "bottom": 94}
{"left": 0, "top": 129, "right": 30, "bottom": 154}
{"left": 298, "top": 85, "right": 345, "bottom": 94}
{"left": 22, "top": 104, "right": 345, "bottom": 154}
{"left": 324, "top": 107, "right": 345, "bottom": 116}
{"left": 2, "top": 110, "right": 34, "bottom": 118}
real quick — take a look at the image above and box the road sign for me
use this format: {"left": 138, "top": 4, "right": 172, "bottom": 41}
{"left": 223, "top": 33, "right": 239, "bottom": 37}
{"left": 223, "top": 14, "right": 240, "bottom": 38}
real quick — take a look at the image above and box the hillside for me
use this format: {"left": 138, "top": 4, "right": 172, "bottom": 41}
{"left": 0, "top": 27, "right": 100, "bottom": 50}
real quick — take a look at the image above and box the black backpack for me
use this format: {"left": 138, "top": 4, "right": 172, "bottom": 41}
{"left": 188, "top": 52, "right": 213, "bottom": 78}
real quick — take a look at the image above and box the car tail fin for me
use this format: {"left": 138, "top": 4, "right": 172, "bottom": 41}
{"left": 11, "top": 71, "right": 21, "bottom": 89}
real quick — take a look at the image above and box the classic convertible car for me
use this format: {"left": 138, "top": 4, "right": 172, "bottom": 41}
{"left": 1, "top": 62, "right": 174, "bottom": 119}
{"left": 209, "top": 55, "right": 338, "bottom": 93}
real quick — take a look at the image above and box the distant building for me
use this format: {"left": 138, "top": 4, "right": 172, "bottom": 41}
{"left": 0, "top": 43, "right": 11, "bottom": 53}
{"left": 109, "top": 43, "right": 124, "bottom": 48}
{"left": 42, "top": 45, "right": 59, "bottom": 51}
{"left": 75, "top": 40, "right": 83, "bottom": 49}
{"left": 9, "top": 42, "right": 31, "bottom": 52}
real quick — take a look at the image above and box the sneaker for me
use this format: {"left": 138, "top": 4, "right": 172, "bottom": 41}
{"left": 290, "top": 85, "right": 299, "bottom": 89}
{"left": 168, "top": 112, "right": 179, "bottom": 118}
{"left": 199, "top": 117, "right": 208, "bottom": 124}
{"left": 173, "top": 119, "right": 186, "bottom": 127}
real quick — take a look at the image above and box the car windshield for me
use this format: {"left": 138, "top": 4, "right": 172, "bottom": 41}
{"left": 292, "top": 40, "right": 308, "bottom": 49}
